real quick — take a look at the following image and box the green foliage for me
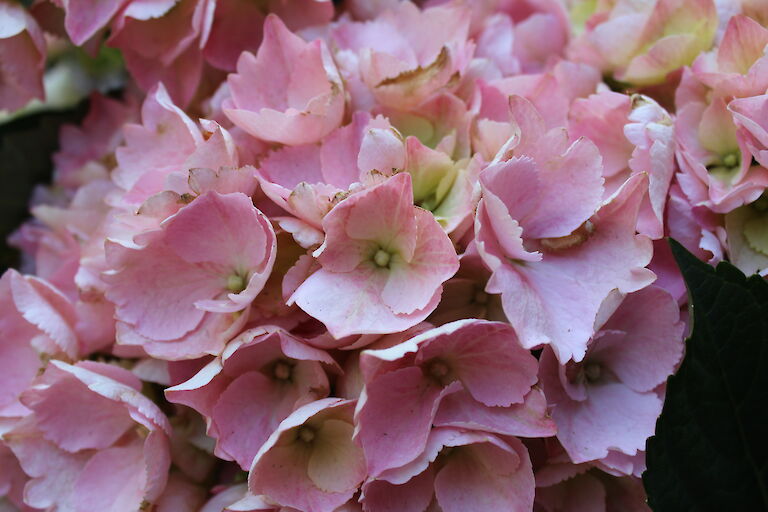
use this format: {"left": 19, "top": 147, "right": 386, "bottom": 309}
{"left": 643, "top": 239, "right": 768, "bottom": 511}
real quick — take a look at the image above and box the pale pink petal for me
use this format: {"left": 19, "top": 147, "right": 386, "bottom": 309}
{"left": 361, "top": 469, "right": 435, "bottom": 512}
{"left": 212, "top": 372, "right": 296, "bottom": 470}
{"left": 23, "top": 374, "right": 134, "bottom": 452}
{"left": 5, "top": 421, "right": 89, "bottom": 511}
{"left": 381, "top": 208, "right": 459, "bottom": 314}
{"left": 0, "top": 2, "right": 45, "bottom": 111}
{"left": 355, "top": 366, "right": 444, "bottom": 477}
{"left": 72, "top": 439, "right": 149, "bottom": 512}
{"left": 307, "top": 419, "right": 366, "bottom": 493}
{"left": 717, "top": 15, "right": 768, "bottom": 75}
{"left": 552, "top": 380, "right": 662, "bottom": 463}
{"left": 226, "top": 16, "right": 344, "bottom": 145}
{"left": 488, "top": 174, "right": 655, "bottom": 362}
{"left": 249, "top": 399, "right": 362, "bottom": 512}
{"left": 9, "top": 272, "right": 78, "bottom": 359}
{"left": 334, "top": 173, "right": 416, "bottom": 257}
{"left": 569, "top": 92, "right": 633, "bottom": 178}
{"left": 434, "top": 435, "right": 534, "bottom": 512}
{"left": 415, "top": 320, "right": 537, "bottom": 407}
{"left": 434, "top": 387, "right": 556, "bottom": 438}
{"left": 292, "top": 266, "right": 439, "bottom": 338}
{"left": 593, "top": 286, "right": 684, "bottom": 392}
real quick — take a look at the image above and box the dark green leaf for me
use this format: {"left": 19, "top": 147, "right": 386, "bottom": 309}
{"left": 643, "top": 239, "right": 768, "bottom": 511}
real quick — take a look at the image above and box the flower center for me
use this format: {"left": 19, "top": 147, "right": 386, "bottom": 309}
{"left": 273, "top": 361, "right": 292, "bottom": 380}
{"left": 227, "top": 273, "right": 247, "bottom": 293}
{"left": 426, "top": 359, "right": 451, "bottom": 384}
{"left": 722, "top": 152, "right": 738, "bottom": 168}
{"left": 584, "top": 362, "right": 602, "bottom": 383}
{"left": 297, "top": 426, "right": 315, "bottom": 443}
{"left": 706, "top": 151, "right": 741, "bottom": 183}
{"left": 373, "top": 249, "right": 392, "bottom": 268}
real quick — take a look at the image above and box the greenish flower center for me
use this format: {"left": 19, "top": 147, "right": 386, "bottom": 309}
{"left": 706, "top": 151, "right": 741, "bottom": 183}
{"left": 226, "top": 273, "right": 247, "bottom": 293}
{"left": 373, "top": 249, "right": 392, "bottom": 268}
{"left": 584, "top": 362, "right": 602, "bottom": 383}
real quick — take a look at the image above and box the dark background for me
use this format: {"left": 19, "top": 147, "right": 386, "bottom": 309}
{"left": 0, "top": 101, "right": 89, "bottom": 272}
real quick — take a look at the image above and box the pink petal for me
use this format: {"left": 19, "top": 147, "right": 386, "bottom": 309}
{"left": 24, "top": 373, "right": 134, "bottom": 452}
{"left": 334, "top": 173, "right": 417, "bottom": 258}
{"left": 381, "top": 208, "right": 459, "bottom": 314}
{"left": 249, "top": 399, "right": 361, "bottom": 512}
{"left": 307, "top": 419, "right": 366, "bottom": 493}
{"left": 361, "top": 468, "right": 435, "bottom": 512}
{"left": 72, "top": 439, "right": 149, "bottom": 512}
{"left": 5, "top": 421, "right": 89, "bottom": 510}
{"left": 9, "top": 271, "right": 78, "bottom": 359}
{"left": 226, "top": 16, "right": 343, "bottom": 145}
{"left": 489, "top": 174, "right": 655, "bottom": 362}
{"left": 0, "top": 3, "right": 45, "bottom": 111}
{"left": 64, "top": 0, "right": 125, "bottom": 44}
{"left": 416, "top": 320, "right": 538, "bottom": 407}
{"left": 593, "top": 286, "right": 684, "bottom": 392}
{"left": 292, "top": 266, "right": 439, "bottom": 338}
{"left": 355, "top": 366, "right": 444, "bottom": 477}
{"left": 552, "top": 380, "right": 663, "bottom": 463}
{"left": 717, "top": 15, "right": 768, "bottom": 75}
{"left": 569, "top": 92, "right": 633, "bottom": 178}
{"left": 434, "top": 435, "right": 534, "bottom": 512}
{"left": 212, "top": 372, "right": 296, "bottom": 470}
{"left": 434, "top": 387, "right": 557, "bottom": 438}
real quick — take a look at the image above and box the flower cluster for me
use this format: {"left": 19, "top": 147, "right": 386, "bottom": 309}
{"left": 3, "top": 0, "right": 766, "bottom": 510}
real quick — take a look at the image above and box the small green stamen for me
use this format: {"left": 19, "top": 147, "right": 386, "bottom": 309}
{"left": 723, "top": 152, "right": 738, "bottom": 168}
{"left": 227, "top": 274, "right": 247, "bottom": 293}
{"left": 373, "top": 249, "right": 392, "bottom": 268}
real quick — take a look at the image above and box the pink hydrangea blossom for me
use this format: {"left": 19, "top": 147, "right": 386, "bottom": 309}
{"left": 691, "top": 14, "right": 768, "bottom": 98}
{"left": 0, "top": 269, "right": 79, "bottom": 422}
{"left": 534, "top": 443, "right": 652, "bottom": 512}
{"left": 248, "top": 399, "right": 366, "bottom": 512}
{"left": 113, "top": 84, "right": 239, "bottom": 206}
{"left": 331, "top": 1, "right": 473, "bottom": 110}
{"left": 289, "top": 173, "right": 459, "bottom": 338}
{"left": 203, "top": 0, "right": 333, "bottom": 72}
{"left": 361, "top": 428, "right": 535, "bottom": 512}
{"left": 105, "top": 190, "right": 276, "bottom": 359}
{"left": 53, "top": 93, "right": 137, "bottom": 190}
{"left": 569, "top": 91, "right": 677, "bottom": 239}
{"left": 354, "top": 319, "right": 543, "bottom": 477}
{"left": 4, "top": 0, "right": 760, "bottom": 508}
{"left": 539, "top": 286, "right": 684, "bottom": 469}
{"left": 225, "top": 15, "right": 345, "bottom": 146}
{"left": 166, "top": 327, "right": 337, "bottom": 469}
{"left": 675, "top": 84, "right": 768, "bottom": 212}
{"left": 569, "top": 0, "right": 718, "bottom": 86}
{"left": 5, "top": 361, "right": 171, "bottom": 512}
{"left": 474, "top": 97, "right": 655, "bottom": 362}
